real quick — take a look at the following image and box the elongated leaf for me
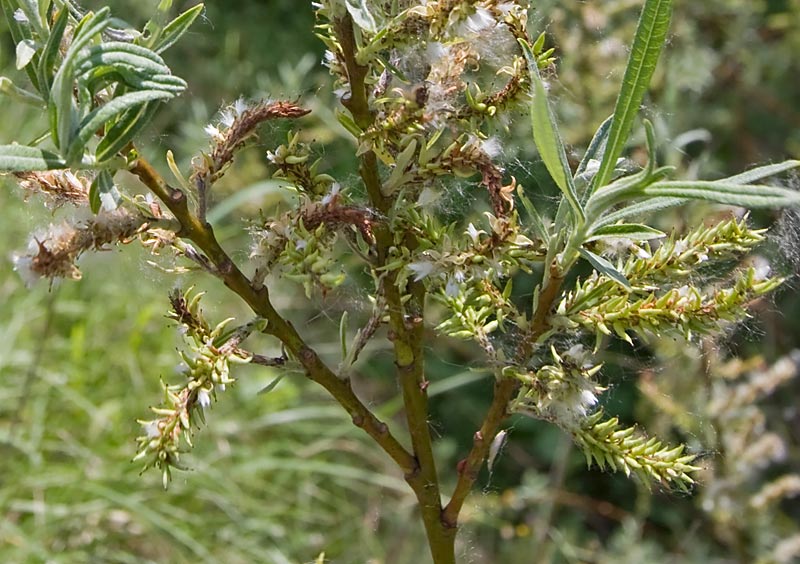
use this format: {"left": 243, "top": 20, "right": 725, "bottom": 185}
{"left": 0, "top": 144, "right": 66, "bottom": 171}
{"left": 154, "top": 3, "right": 204, "bottom": 54}
{"left": 95, "top": 100, "right": 160, "bottom": 162}
{"left": 67, "top": 90, "right": 173, "bottom": 163}
{"left": 637, "top": 180, "right": 800, "bottom": 208}
{"left": 50, "top": 8, "right": 111, "bottom": 151}
{"left": 592, "top": 0, "right": 673, "bottom": 192}
{"left": 586, "top": 223, "right": 666, "bottom": 242}
{"left": 520, "top": 38, "right": 584, "bottom": 223}
{"left": 593, "top": 196, "right": 686, "bottom": 228}
{"left": 345, "top": 0, "right": 379, "bottom": 33}
{"left": 38, "top": 5, "right": 69, "bottom": 95}
{"left": 75, "top": 42, "right": 172, "bottom": 78}
{"left": 0, "top": 75, "right": 44, "bottom": 105}
{"left": 718, "top": 160, "right": 800, "bottom": 185}
{"left": 579, "top": 248, "right": 632, "bottom": 291}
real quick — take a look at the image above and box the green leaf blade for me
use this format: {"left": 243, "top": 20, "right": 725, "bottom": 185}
{"left": 586, "top": 223, "right": 666, "bottom": 243}
{"left": 67, "top": 89, "right": 174, "bottom": 164}
{"left": 640, "top": 180, "right": 800, "bottom": 209}
{"left": 592, "top": 0, "right": 673, "bottom": 192}
{"left": 520, "top": 39, "right": 585, "bottom": 224}
{"left": 0, "top": 144, "right": 66, "bottom": 171}
{"left": 579, "top": 248, "right": 632, "bottom": 291}
{"left": 154, "top": 3, "right": 204, "bottom": 54}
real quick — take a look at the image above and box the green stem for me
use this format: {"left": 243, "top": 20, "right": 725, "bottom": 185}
{"left": 442, "top": 272, "right": 566, "bottom": 530}
{"left": 335, "top": 13, "right": 453, "bottom": 562}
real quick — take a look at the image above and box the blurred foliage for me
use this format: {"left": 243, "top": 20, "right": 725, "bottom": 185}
{"left": 1, "top": 0, "right": 799, "bottom": 562}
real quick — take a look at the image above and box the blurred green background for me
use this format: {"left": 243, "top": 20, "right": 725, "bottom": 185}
{"left": 1, "top": 1, "right": 799, "bottom": 563}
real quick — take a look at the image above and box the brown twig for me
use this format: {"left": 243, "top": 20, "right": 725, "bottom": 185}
{"left": 128, "top": 152, "right": 418, "bottom": 476}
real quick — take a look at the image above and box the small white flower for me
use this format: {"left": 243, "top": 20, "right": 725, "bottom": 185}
{"left": 751, "top": 256, "right": 771, "bottom": 281}
{"left": 13, "top": 9, "right": 27, "bottom": 22}
{"left": 220, "top": 109, "right": 235, "bottom": 128}
{"left": 295, "top": 238, "right": 308, "bottom": 251}
{"left": 408, "top": 261, "right": 435, "bottom": 281}
{"left": 197, "top": 388, "right": 211, "bottom": 409}
{"left": 204, "top": 124, "right": 222, "bottom": 139}
{"left": 100, "top": 191, "right": 118, "bottom": 212}
{"left": 673, "top": 240, "right": 688, "bottom": 254}
{"left": 466, "top": 223, "right": 484, "bottom": 244}
{"left": 465, "top": 7, "right": 495, "bottom": 33}
{"left": 321, "top": 183, "right": 341, "bottom": 206}
{"left": 580, "top": 389, "right": 599, "bottom": 408}
{"left": 480, "top": 137, "right": 502, "bottom": 159}
{"left": 233, "top": 97, "right": 249, "bottom": 116}
{"left": 696, "top": 252, "right": 709, "bottom": 263}
{"left": 144, "top": 421, "right": 160, "bottom": 438}
{"left": 11, "top": 253, "right": 38, "bottom": 286}
{"left": 633, "top": 244, "right": 652, "bottom": 259}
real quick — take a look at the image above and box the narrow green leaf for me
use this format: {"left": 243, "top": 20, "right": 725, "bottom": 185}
{"left": 67, "top": 90, "right": 173, "bottom": 164}
{"left": 637, "top": 180, "right": 800, "bottom": 208}
{"left": 592, "top": 0, "right": 673, "bottom": 191}
{"left": 593, "top": 197, "right": 686, "bottom": 228}
{"left": 95, "top": 100, "right": 160, "bottom": 163}
{"left": 257, "top": 374, "right": 286, "bottom": 395}
{"left": 37, "top": 5, "right": 69, "bottom": 95}
{"left": 50, "top": 7, "right": 111, "bottom": 151}
{"left": 579, "top": 248, "right": 632, "bottom": 291}
{"left": 339, "top": 311, "right": 349, "bottom": 362}
{"left": 345, "top": 0, "right": 379, "bottom": 33}
{"left": 717, "top": 160, "right": 800, "bottom": 185}
{"left": 75, "top": 42, "right": 172, "bottom": 79}
{"left": 153, "top": 3, "right": 204, "bottom": 54}
{"left": 0, "top": 76, "right": 45, "bottom": 106}
{"left": 586, "top": 223, "right": 666, "bottom": 242}
{"left": 0, "top": 144, "right": 66, "bottom": 171}
{"left": 519, "top": 38, "right": 584, "bottom": 223}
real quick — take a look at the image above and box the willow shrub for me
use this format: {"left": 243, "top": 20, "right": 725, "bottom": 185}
{"left": 1, "top": 1, "right": 798, "bottom": 562}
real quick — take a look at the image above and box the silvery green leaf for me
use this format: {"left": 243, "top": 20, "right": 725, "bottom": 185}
{"left": 95, "top": 101, "right": 160, "bottom": 163}
{"left": 345, "top": 0, "right": 378, "bottom": 33}
{"left": 153, "top": 3, "right": 204, "bottom": 54}
{"left": 718, "top": 160, "right": 800, "bottom": 185}
{"left": 519, "top": 38, "right": 585, "bottom": 224}
{"left": 593, "top": 197, "right": 686, "bottom": 228}
{"left": 50, "top": 8, "right": 112, "bottom": 151}
{"left": 0, "top": 144, "right": 66, "bottom": 171}
{"left": 638, "top": 180, "right": 800, "bottom": 208}
{"left": 591, "top": 0, "right": 673, "bottom": 192}
{"left": 579, "top": 248, "right": 632, "bottom": 291}
{"left": 586, "top": 223, "right": 666, "bottom": 243}
{"left": 0, "top": 76, "right": 44, "bottom": 106}
{"left": 38, "top": 5, "right": 69, "bottom": 93}
{"left": 67, "top": 89, "right": 174, "bottom": 164}
{"left": 15, "top": 39, "right": 37, "bottom": 69}
{"left": 75, "top": 42, "right": 172, "bottom": 79}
